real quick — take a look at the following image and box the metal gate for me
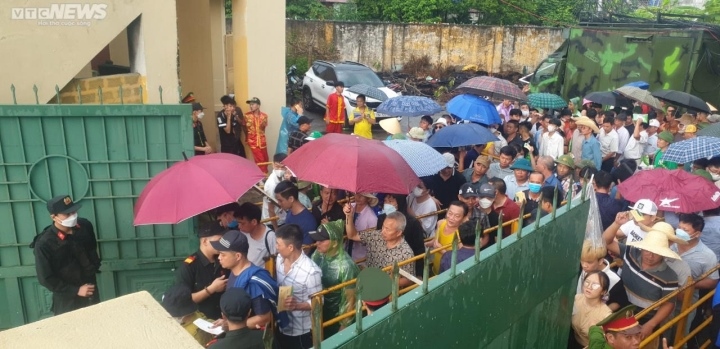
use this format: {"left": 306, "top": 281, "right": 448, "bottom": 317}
{"left": 0, "top": 103, "right": 194, "bottom": 329}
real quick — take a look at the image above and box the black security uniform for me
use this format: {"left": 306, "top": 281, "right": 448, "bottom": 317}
{"left": 217, "top": 110, "right": 246, "bottom": 158}
{"left": 193, "top": 121, "right": 208, "bottom": 156}
{"left": 32, "top": 217, "right": 101, "bottom": 315}
{"left": 176, "top": 251, "right": 228, "bottom": 320}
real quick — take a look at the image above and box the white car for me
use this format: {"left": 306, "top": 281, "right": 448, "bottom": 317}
{"left": 302, "top": 60, "right": 400, "bottom": 120}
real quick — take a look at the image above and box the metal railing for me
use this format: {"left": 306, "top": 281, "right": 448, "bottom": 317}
{"left": 309, "top": 185, "right": 578, "bottom": 348}
{"left": 636, "top": 264, "right": 720, "bottom": 348}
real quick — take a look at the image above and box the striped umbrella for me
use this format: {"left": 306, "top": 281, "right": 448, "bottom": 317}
{"left": 527, "top": 93, "right": 567, "bottom": 109}
{"left": 455, "top": 76, "right": 527, "bottom": 101}
{"left": 382, "top": 139, "right": 447, "bottom": 177}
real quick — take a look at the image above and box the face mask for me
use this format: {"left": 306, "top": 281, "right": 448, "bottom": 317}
{"left": 675, "top": 228, "right": 692, "bottom": 241}
{"left": 413, "top": 187, "right": 424, "bottom": 197}
{"left": 227, "top": 219, "right": 239, "bottom": 229}
{"left": 548, "top": 125, "right": 557, "bottom": 133}
{"left": 197, "top": 112, "right": 205, "bottom": 119}
{"left": 479, "top": 198, "right": 493, "bottom": 209}
{"left": 273, "top": 169, "right": 285, "bottom": 178}
{"left": 712, "top": 173, "right": 720, "bottom": 181}
{"left": 521, "top": 110, "right": 530, "bottom": 117}
{"left": 59, "top": 213, "right": 78, "bottom": 228}
{"left": 383, "top": 204, "right": 397, "bottom": 215}
{"left": 528, "top": 183, "right": 542, "bottom": 193}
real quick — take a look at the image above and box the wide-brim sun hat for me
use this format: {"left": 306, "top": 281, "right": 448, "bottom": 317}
{"left": 627, "top": 230, "right": 681, "bottom": 259}
{"left": 379, "top": 118, "right": 402, "bottom": 135}
{"left": 575, "top": 116, "right": 600, "bottom": 133}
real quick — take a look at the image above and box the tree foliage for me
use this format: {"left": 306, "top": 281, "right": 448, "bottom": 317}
{"left": 286, "top": 0, "right": 331, "bottom": 20}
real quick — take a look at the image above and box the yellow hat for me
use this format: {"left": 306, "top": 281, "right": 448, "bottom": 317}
{"left": 685, "top": 124, "right": 697, "bottom": 133}
{"left": 574, "top": 116, "right": 599, "bottom": 133}
{"left": 627, "top": 230, "right": 681, "bottom": 259}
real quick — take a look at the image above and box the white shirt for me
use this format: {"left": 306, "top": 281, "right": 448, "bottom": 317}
{"left": 262, "top": 173, "right": 286, "bottom": 224}
{"left": 540, "top": 132, "right": 564, "bottom": 160}
{"left": 615, "top": 126, "right": 630, "bottom": 159}
{"left": 408, "top": 194, "right": 438, "bottom": 238}
{"left": 624, "top": 130, "right": 648, "bottom": 160}
{"left": 621, "top": 221, "right": 646, "bottom": 243}
{"left": 276, "top": 253, "right": 322, "bottom": 336}
{"left": 597, "top": 129, "right": 619, "bottom": 157}
{"left": 644, "top": 133, "right": 658, "bottom": 156}
{"left": 503, "top": 174, "right": 529, "bottom": 198}
{"left": 244, "top": 226, "right": 277, "bottom": 267}
{"left": 492, "top": 132, "right": 508, "bottom": 155}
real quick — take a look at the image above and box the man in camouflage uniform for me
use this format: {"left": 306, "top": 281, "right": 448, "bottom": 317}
{"left": 310, "top": 220, "right": 360, "bottom": 337}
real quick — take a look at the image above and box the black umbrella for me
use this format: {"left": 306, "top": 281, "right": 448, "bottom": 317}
{"left": 584, "top": 91, "right": 634, "bottom": 109}
{"left": 651, "top": 89, "right": 710, "bottom": 113}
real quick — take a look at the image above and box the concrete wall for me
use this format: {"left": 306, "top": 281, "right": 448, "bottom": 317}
{"left": 0, "top": 0, "right": 179, "bottom": 104}
{"left": 284, "top": 20, "right": 566, "bottom": 74}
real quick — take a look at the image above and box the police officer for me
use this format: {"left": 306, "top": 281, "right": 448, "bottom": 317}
{"left": 176, "top": 221, "right": 229, "bottom": 320}
{"left": 31, "top": 194, "right": 101, "bottom": 315}
{"left": 207, "top": 288, "right": 264, "bottom": 349}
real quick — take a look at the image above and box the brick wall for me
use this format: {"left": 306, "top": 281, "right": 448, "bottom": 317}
{"left": 53, "top": 73, "right": 148, "bottom": 104}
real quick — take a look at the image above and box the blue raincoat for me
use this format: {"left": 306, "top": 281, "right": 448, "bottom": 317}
{"left": 276, "top": 107, "right": 301, "bottom": 155}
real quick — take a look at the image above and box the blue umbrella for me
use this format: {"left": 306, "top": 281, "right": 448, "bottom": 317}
{"left": 446, "top": 94, "right": 502, "bottom": 126}
{"left": 426, "top": 122, "right": 498, "bottom": 148}
{"left": 383, "top": 139, "right": 447, "bottom": 177}
{"left": 624, "top": 81, "right": 649, "bottom": 90}
{"left": 376, "top": 96, "right": 443, "bottom": 117}
{"left": 662, "top": 136, "right": 720, "bottom": 163}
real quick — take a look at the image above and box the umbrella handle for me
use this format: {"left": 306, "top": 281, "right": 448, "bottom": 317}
{"left": 182, "top": 152, "right": 188, "bottom": 161}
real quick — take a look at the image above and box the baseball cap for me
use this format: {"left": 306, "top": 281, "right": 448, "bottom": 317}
{"left": 478, "top": 183, "right": 496, "bottom": 198}
{"left": 305, "top": 131, "right": 323, "bottom": 141}
{"left": 220, "top": 288, "right": 253, "bottom": 322}
{"left": 442, "top": 153, "right": 456, "bottom": 168}
{"left": 474, "top": 156, "right": 491, "bottom": 168}
{"left": 211, "top": 230, "right": 250, "bottom": 255}
{"left": 191, "top": 102, "right": 205, "bottom": 111}
{"left": 629, "top": 199, "right": 658, "bottom": 222}
{"left": 297, "top": 116, "right": 311, "bottom": 125}
{"left": 648, "top": 119, "right": 660, "bottom": 128}
{"left": 459, "top": 183, "right": 479, "bottom": 198}
{"left": 47, "top": 195, "right": 82, "bottom": 215}
{"left": 246, "top": 97, "right": 261, "bottom": 105}
{"left": 309, "top": 224, "right": 331, "bottom": 242}
{"left": 162, "top": 284, "right": 197, "bottom": 317}
{"left": 198, "top": 221, "right": 226, "bottom": 238}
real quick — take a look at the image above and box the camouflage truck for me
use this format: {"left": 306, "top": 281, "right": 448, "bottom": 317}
{"left": 528, "top": 26, "right": 720, "bottom": 107}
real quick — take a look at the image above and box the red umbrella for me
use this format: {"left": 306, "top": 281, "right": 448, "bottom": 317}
{"left": 282, "top": 133, "right": 420, "bottom": 194}
{"left": 133, "top": 153, "right": 265, "bottom": 225}
{"left": 617, "top": 169, "right": 720, "bottom": 213}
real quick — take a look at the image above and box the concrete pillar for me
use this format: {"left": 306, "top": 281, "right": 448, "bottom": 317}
{"left": 209, "top": 0, "right": 227, "bottom": 112}
{"left": 232, "top": 0, "right": 285, "bottom": 158}
{"left": 177, "top": 0, "right": 219, "bottom": 151}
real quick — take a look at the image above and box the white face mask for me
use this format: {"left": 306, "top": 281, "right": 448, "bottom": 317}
{"left": 413, "top": 187, "right": 424, "bottom": 197}
{"left": 712, "top": 172, "right": 720, "bottom": 181}
{"left": 59, "top": 213, "right": 78, "bottom": 228}
{"left": 383, "top": 203, "right": 397, "bottom": 215}
{"left": 521, "top": 110, "right": 530, "bottom": 117}
{"left": 273, "top": 169, "right": 285, "bottom": 178}
{"left": 548, "top": 125, "right": 557, "bottom": 133}
{"left": 479, "top": 198, "right": 493, "bottom": 209}
{"left": 197, "top": 112, "right": 205, "bottom": 119}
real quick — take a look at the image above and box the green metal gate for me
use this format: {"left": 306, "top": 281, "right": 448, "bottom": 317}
{"left": 0, "top": 103, "right": 194, "bottom": 329}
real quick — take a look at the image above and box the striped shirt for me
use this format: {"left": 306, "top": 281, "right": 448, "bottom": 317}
{"left": 619, "top": 243, "right": 679, "bottom": 309}
{"left": 276, "top": 253, "right": 322, "bottom": 336}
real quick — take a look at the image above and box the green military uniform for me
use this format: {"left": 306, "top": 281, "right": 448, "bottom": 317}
{"left": 586, "top": 305, "right": 641, "bottom": 349}
{"left": 208, "top": 287, "right": 265, "bottom": 349}
{"left": 356, "top": 267, "right": 392, "bottom": 313}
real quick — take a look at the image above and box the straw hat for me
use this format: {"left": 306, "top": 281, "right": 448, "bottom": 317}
{"left": 359, "top": 193, "right": 379, "bottom": 207}
{"left": 627, "top": 230, "right": 681, "bottom": 259}
{"left": 638, "top": 221, "right": 688, "bottom": 245}
{"left": 379, "top": 118, "right": 402, "bottom": 135}
{"left": 574, "top": 116, "right": 599, "bottom": 133}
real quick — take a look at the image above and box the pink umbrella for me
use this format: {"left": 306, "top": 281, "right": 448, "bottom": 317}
{"left": 282, "top": 133, "right": 420, "bottom": 194}
{"left": 617, "top": 169, "right": 720, "bottom": 213}
{"left": 133, "top": 153, "right": 265, "bottom": 225}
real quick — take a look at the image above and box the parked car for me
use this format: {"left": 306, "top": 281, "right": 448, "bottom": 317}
{"left": 302, "top": 60, "right": 400, "bottom": 119}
